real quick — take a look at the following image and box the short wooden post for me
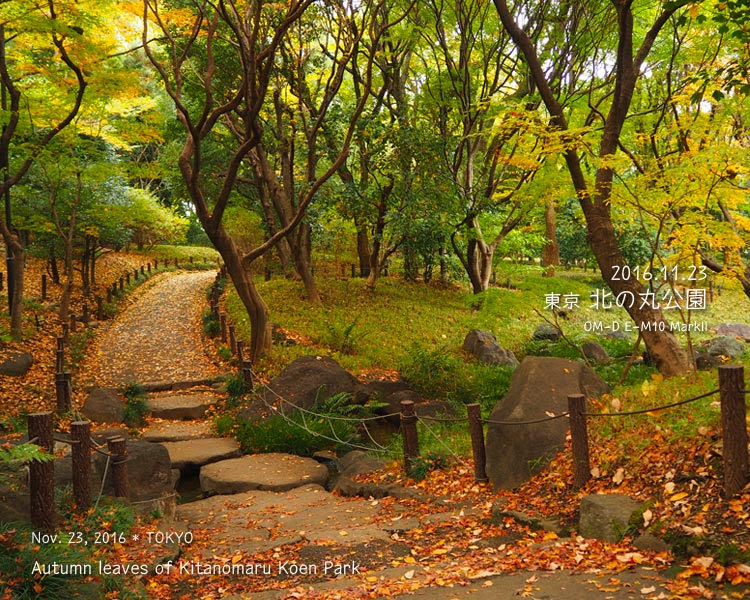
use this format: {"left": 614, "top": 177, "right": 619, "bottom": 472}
{"left": 400, "top": 400, "right": 419, "bottom": 473}
{"left": 220, "top": 313, "right": 227, "bottom": 343}
{"left": 82, "top": 303, "right": 90, "bottom": 325}
{"left": 140, "top": 265, "right": 145, "bottom": 276}
{"left": 69, "top": 312, "right": 77, "bottom": 333}
{"left": 55, "top": 349, "right": 64, "bottom": 373}
{"left": 62, "top": 322, "right": 69, "bottom": 344}
{"left": 96, "top": 296, "right": 104, "bottom": 320}
{"left": 71, "top": 421, "right": 91, "bottom": 510}
{"left": 125, "top": 271, "right": 130, "bottom": 285}
{"left": 719, "top": 365, "right": 748, "bottom": 498}
{"left": 568, "top": 394, "right": 591, "bottom": 489}
{"left": 108, "top": 437, "right": 129, "bottom": 499}
{"left": 133, "top": 268, "right": 139, "bottom": 281}
{"left": 264, "top": 267, "right": 271, "bottom": 281}
{"left": 0, "top": 271, "right": 3, "bottom": 290}
{"left": 466, "top": 403, "right": 487, "bottom": 482}
{"left": 119, "top": 277, "right": 124, "bottom": 292}
{"left": 174, "top": 257, "right": 179, "bottom": 268}
{"left": 41, "top": 274, "right": 47, "bottom": 301}
{"left": 241, "top": 360, "right": 254, "bottom": 391}
{"left": 147, "top": 262, "right": 152, "bottom": 273}
{"left": 228, "top": 326, "right": 237, "bottom": 356}
{"left": 153, "top": 258, "right": 158, "bottom": 269}
{"left": 236, "top": 340, "right": 244, "bottom": 365}
{"left": 56, "top": 336, "right": 64, "bottom": 352}
{"left": 189, "top": 255, "right": 193, "bottom": 264}
{"left": 106, "top": 287, "right": 112, "bottom": 304}
{"left": 28, "top": 412, "right": 55, "bottom": 530}
{"left": 351, "top": 264, "right": 356, "bottom": 278}
{"left": 56, "top": 372, "right": 72, "bottom": 413}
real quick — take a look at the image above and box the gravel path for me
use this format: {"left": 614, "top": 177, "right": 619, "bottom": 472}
{"left": 85, "top": 270, "right": 221, "bottom": 387}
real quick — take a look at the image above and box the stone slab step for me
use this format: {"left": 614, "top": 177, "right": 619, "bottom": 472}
{"left": 141, "top": 421, "right": 212, "bottom": 443}
{"left": 199, "top": 452, "right": 329, "bottom": 494}
{"left": 161, "top": 438, "right": 241, "bottom": 470}
{"left": 146, "top": 393, "right": 217, "bottom": 420}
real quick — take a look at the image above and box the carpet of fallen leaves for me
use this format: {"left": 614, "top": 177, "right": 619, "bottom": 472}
{"left": 0, "top": 252, "right": 152, "bottom": 421}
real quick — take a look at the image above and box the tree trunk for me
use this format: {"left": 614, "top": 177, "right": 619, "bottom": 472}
{"left": 48, "top": 245, "right": 60, "bottom": 284}
{"left": 466, "top": 239, "right": 494, "bottom": 294}
{"left": 210, "top": 226, "right": 271, "bottom": 362}
{"left": 59, "top": 239, "right": 74, "bottom": 324}
{"left": 541, "top": 197, "right": 560, "bottom": 268}
{"left": 8, "top": 241, "right": 23, "bottom": 340}
{"left": 293, "top": 223, "right": 320, "bottom": 304}
{"left": 355, "top": 220, "right": 370, "bottom": 277}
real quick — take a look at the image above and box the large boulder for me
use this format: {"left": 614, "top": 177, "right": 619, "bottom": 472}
{"left": 0, "top": 351, "right": 33, "bottom": 376}
{"left": 93, "top": 440, "right": 176, "bottom": 502}
{"left": 462, "top": 330, "right": 519, "bottom": 367}
{"left": 256, "top": 355, "right": 369, "bottom": 412}
{"left": 485, "top": 356, "right": 609, "bottom": 490}
{"left": 82, "top": 388, "right": 125, "bottom": 423}
{"left": 714, "top": 322, "right": 750, "bottom": 342}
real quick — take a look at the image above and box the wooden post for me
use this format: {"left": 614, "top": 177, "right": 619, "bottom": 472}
{"left": 236, "top": 340, "right": 245, "bottom": 365}
{"left": 189, "top": 255, "right": 193, "bottom": 264}
{"left": 0, "top": 271, "right": 3, "bottom": 290}
{"left": 400, "top": 400, "right": 419, "bottom": 473}
{"left": 28, "top": 412, "right": 55, "bottom": 530}
{"left": 62, "top": 322, "right": 69, "bottom": 344}
{"left": 153, "top": 258, "right": 158, "bottom": 269}
{"left": 108, "top": 437, "right": 129, "bottom": 499}
{"left": 69, "top": 313, "right": 77, "bottom": 333}
{"left": 106, "top": 287, "right": 112, "bottom": 304}
{"left": 56, "top": 336, "right": 64, "bottom": 352}
{"left": 351, "top": 264, "right": 356, "bottom": 278}
{"left": 82, "top": 303, "right": 90, "bottom": 325}
{"left": 41, "top": 274, "right": 47, "bottom": 301}
{"left": 126, "top": 271, "right": 130, "bottom": 285}
{"left": 119, "top": 277, "right": 124, "bottom": 292}
{"left": 56, "top": 372, "right": 72, "bottom": 413}
{"left": 229, "top": 324, "right": 237, "bottom": 355}
{"left": 96, "top": 296, "right": 104, "bottom": 320}
{"left": 241, "top": 360, "right": 254, "bottom": 391}
{"left": 719, "top": 365, "right": 748, "bottom": 498}
{"left": 133, "top": 268, "right": 139, "bottom": 281}
{"left": 264, "top": 267, "right": 271, "bottom": 281}
{"left": 140, "top": 265, "right": 145, "bottom": 276}
{"left": 220, "top": 313, "right": 227, "bottom": 343}
{"left": 568, "top": 394, "right": 591, "bottom": 489}
{"left": 147, "top": 262, "right": 152, "bottom": 273}
{"left": 55, "top": 349, "right": 64, "bottom": 373}
{"left": 70, "top": 421, "right": 91, "bottom": 510}
{"left": 466, "top": 403, "right": 487, "bottom": 482}
{"left": 174, "top": 257, "right": 179, "bottom": 268}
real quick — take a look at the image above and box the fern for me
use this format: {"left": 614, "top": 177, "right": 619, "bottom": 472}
{"left": 0, "top": 443, "right": 54, "bottom": 464}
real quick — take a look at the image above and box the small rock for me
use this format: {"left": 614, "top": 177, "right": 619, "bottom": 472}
{"left": 82, "top": 388, "right": 125, "bottom": 423}
{"left": 582, "top": 340, "right": 610, "bottom": 365}
{"left": 532, "top": 324, "right": 561, "bottom": 341}
{"left": 0, "top": 351, "right": 33, "bottom": 376}
{"left": 162, "top": 438, "right": 241, "bottom": 470}
{"left": 602, "top": 330, "right": 630, "bottom": 341}
{"left": 579, "top": 494, "right": 640, "bottom": 543}
{"left": 634, "top": 533, "right": 671, "bottom": 553}
{"left": 462, "top": 330, "right": 519, "bottom": 367}
{"left": 696, "top": 352, "right": 722, "bottom": 371}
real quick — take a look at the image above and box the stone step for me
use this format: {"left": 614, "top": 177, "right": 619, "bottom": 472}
{"left": 141, "top": 421, "right": 213, "bottom": 443}
{"left": 161, "top": 438, "right": 241, "bottom": 470}
{"left": 146, "top": 393, "right": 217, "bottom": 420}
{"left": 199, "top": 452, "right": 329, "bottom": 495}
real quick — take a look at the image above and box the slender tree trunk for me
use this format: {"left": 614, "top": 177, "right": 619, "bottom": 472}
{"left": 59, "top": 239, "right": 74, "bottom": 323}
{"left": 8, "top": 240, "right": 23, "bottom": 339}
{"left": 48, "top": 245, "right": 60, "bottom": 284}
{"left": 210, "top": 226, "right": 271, "bottom": 362}
{"left": 355, "top": 220, "right": 370, "bottom": 277}
{"left": 542, "top": 197, "right": 560, "bottom": 269}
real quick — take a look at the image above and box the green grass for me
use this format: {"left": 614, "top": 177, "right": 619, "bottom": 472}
{"left": 146, "top": 244, "right": 220, "bottom": 263}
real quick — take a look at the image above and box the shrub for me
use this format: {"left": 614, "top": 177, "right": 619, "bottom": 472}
{"left": 202, "top": 311, "right": 220, "bottom": 337}
{"left": 408, "top": 450, "right": 449, "bottom": 481}
{"left": 120, "top": 381, "right": 146, "bottom": 400}
{"left": 321, "top": 316, "right": 366, "bottom": 355}
{"left": 225, "top": 372, "right": 248, "bottom": 399}
{"left": 123, "top": 397, "right": 148, "bottom": 428}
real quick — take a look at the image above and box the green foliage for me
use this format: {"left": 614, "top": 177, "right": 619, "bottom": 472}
{"left": 408, "top": 450, "right": 449, "bottom": 481}
{"left": 119, "top": 381, "right": 146, "bottom": 400}
{"left": 214, "top": 414, "right": 235, "bottom": 437}
{"left": 234, "top": 412, "right": 356, "bottom": 456}
{"left": 399, "top": 344, "right": 514, "bottom": 413}
{"left": 217, "top": 344, "right": 232, "bottom": 362}
{"left": 0, "top": 443, "right": 54, "bottom": 464}
{"left": 123, "top": 397, "right": 148, "bottom": 428}
{"left": 202, "top": 311, "right": 220, "bottom": 337}
{"left": 225, "top": 372, "right": 248, "bottom": 399}
{"left": 321, "top": 316, "right": 366, "bottom": 355}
